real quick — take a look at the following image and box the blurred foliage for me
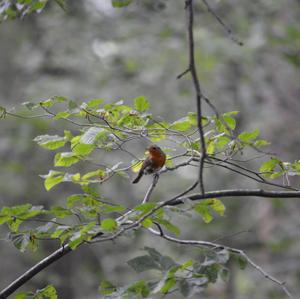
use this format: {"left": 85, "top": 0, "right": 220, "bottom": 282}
{"left": 0, "top": 0, "right": 300, "bottom": 299}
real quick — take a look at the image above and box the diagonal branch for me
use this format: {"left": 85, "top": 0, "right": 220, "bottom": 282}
{"left": 201, "top": 0, "right": 244, "bottom": 46}
{"left": 0, "top": 245, "right": 72, "bottom": 299}
{"left": 147, "top": 228, "right": 293, "bottom": 299}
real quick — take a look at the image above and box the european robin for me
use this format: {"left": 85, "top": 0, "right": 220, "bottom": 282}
{"left": 132, "top": 145, "right": 166, "bottom": 184}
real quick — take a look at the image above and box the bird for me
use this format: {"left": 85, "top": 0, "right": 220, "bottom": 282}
{"left": 132, "top": 145, "right": 166, "bottom": 184}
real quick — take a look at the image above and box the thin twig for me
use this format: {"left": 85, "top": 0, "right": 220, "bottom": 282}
{"left": 201, "top": 0, "right": 244, "bottom": 46}
{"left": 142, "top": 174, "right": 160, "bottom": 203}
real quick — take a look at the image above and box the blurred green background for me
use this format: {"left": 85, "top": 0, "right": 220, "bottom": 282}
{"left": 0, "top": 0, "right": 300, "bottom": 298}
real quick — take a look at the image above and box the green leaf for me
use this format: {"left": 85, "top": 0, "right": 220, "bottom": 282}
{"left": 41, "top": 170, "right": 65, "bottom": 191}
{"left": 99, "top": 280, "right": 116, "bottom": 296}
{"left": 34, "top": 135, "right": 67, "bottom": 150}
{"left": 50, "top": 206, "right": 72, "bottom": 218}
{"left": 187, "top": 112, "right": 197, "bottom": 126}
{"left": 112, "top": 0, "right": 132, "bottom": 8}
{"left": 259, "top": 157, "right": 282, "bottom": 177}
{"left": 100, "top": 218, "right": 118, "bottom": 231}
{"left": 72, "top": 143, "right": 95, "bottom": 156}
{"left": 238, "top": 129, "right": 260, "bottom": 143}
{"left": 236, "top": 254, "right": 248, "bottom": 270}
{"left": 141, "top": 218, "right": 153, "bottom": 228}
{"left": 134, "top": 203, "right": 157, "bottom": 213}
{"left": 13, "top": 291, "right": 28, "bottom": 299}
{"left": 82, "top": 169, "right": 106, "bottom": 180}
{"left": 80, "top": 127, "right": 108, "bottom": 144}
{"left": 206, "top": 139, "right": 215, "bottom": 155}
{"left": 220, "top": 268, "right": 229, "bottom": 282}
{"left": 40, "top": 96, "right": 66, "bottom": 108}
{"left": 208, "top": 198, "right": 226, "bottom": 216}
{"left": 37, "top": 285, "right": 58, "bottom": 299}
{"left": 215, "top": 136, "right": 231, "bottom": 150}
{"left": 53, "top": 111, "right": 71, "bottom": 120}
{"left": 126, "top": 280, "right": 150, "bottom": 297}
{"left": 154, "top": 218, "right": 181, "bottom": 236}
{"left": 86, "top": 98, "right": 104, "bottom": 108}
{"left": 254, "top": 139, "right": 270, "bottom": 147}
{"left": 170, "top": 117, "right": 191, "bottom": 132}
{"left": 194, "top": 204, "right": 212, "bottom": 223}
{"left": 223, "top": 114, "right": 236, "bottom": 130}
{"left": 194, "top": 198, "right": 225, "bottom": 223}
{"left": 54, "top": 152, "right": 80, "bottom": 167}
{"left": 160, "top": 277, "right": 176, "bottom": 294}
{"left": 144, "top": 247, "right": 176, "bottom": 270}
{"left": 133, "top": 96, "right": 150, "bottom": 112}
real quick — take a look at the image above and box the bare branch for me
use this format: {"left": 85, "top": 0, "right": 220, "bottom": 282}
{"left": 166, "top": 189, "right": 300, "bottom": 206}
{"left": 200, "top": 0, "right": 244, "bottom": 46}
{"left": 0, "top": 245, "right": 72, "bottom": 299}
{"left": 185, "top": 0, "right": 207, "bottom": 194}
{"left": 147, "top": 228, "right": 293, "bottom": 299}
{"left": 142, "top": 174, "right": 160, "bottom": 203}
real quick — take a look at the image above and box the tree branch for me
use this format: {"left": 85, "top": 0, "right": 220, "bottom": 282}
{"left": 0, "top": 245, "right": 72, "bottom": 299}
{"left": 147, "top": 228, "right": 293, "bottom": 299}
{"left": 185, "top": 0, "right": 207, "bottom": 194}
{"left": 200, "top": 0, "right": 244, "bottom": 46}
{"left": 166, "top": 189, "right": 300, "bottom": 206}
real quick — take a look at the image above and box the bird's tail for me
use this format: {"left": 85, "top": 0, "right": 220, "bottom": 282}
{"left": 132, "top": 171, "right": 143, "bottom": 184}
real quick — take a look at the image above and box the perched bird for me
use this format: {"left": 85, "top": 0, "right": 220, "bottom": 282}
{"left": 132, "top": 145, "right": 166, "bottom": 184}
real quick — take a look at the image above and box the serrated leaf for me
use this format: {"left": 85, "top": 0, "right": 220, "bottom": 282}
{"left": 133, "top": 96, "right": 150, "bottom": 112}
